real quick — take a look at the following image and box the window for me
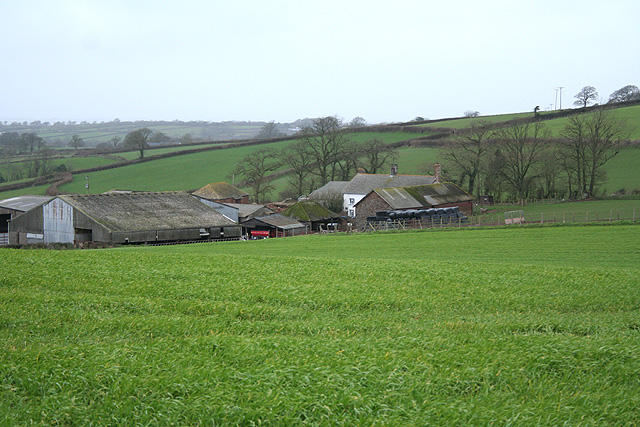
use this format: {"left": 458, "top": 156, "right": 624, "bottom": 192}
{"left": 348, "top": 209, "right": 355, "bottom": 217}
{"left": 349, "top": 198, "right": 355, "bottom": 205}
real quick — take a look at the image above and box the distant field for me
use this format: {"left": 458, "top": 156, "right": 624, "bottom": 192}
{"left": 415, "top": 111, "right": 545, "bottom": 129}
{"left": 1, "top": 225, "right": 639, "bottom": 425}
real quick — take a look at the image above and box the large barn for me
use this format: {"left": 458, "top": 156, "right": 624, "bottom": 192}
{"left": 353, "top": 182, "right": 474, "bottom": 230}
{"left": 8, "top": 191, "right": 241, "bottom": 245}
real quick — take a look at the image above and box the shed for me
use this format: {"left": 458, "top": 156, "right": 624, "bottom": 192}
{"left": 8, "top": 191, "right": 241, "bottom": 245}
{"left": 242, "top": 213, "right": 306, "bottom": 238}
{"left": 0, "top": 195, "right": 52, "bottom": 245}
{"left": 353, "top": 182, "right": 474, "bottom": 229}
{"left": 281, "top": 200, "right": 340, "bottom": 232}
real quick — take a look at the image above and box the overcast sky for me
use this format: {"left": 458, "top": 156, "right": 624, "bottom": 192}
{"left": 2, "top": 1, "right": 639, "bottom": 124}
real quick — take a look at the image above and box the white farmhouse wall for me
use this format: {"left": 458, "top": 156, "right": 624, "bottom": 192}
{"left": 343, "top": 193, "right": 366, "bottom": 217}
{"left": 43, "top": 198, "right": 74, "bottom": 243}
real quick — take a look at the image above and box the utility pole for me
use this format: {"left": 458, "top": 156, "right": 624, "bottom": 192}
{"left": 555, "top": 88, "right": 559, "bottom": 110}
{"left": 558, "top": 86, "right": 564, "bottom": 110}
{"left": 85, "top": 176, "right": 90, "bottom": 195}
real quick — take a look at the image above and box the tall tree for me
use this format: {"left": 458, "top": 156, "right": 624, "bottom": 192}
{"left": 573, "top": 86, "right": 599, "bottom": 108}
{"left": 561, "top": 107, "right": 629, "bottom": 197}
{"left": 298, "top": 116, "right": 350, "bottom": 185}
{"left": 442, "top": 121, "right": 492, "bottom": 196}
{"left": 281, "top": 142, "right": 315, "bottom": 197}
{"left": 231, "top": 148, "right": 281, "bottom": 203}
{"left": 495, "top": 120, "right": 549, "bottom": 205}
{"left": 21, "top": 132, "right": 44, "bottom": 154}
{"left": 124, "top": 128, "right": 153, "bottom": 159}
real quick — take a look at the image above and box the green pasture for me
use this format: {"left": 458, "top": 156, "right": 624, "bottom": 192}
{"left": 1, "top": 225, "right": 639, "bottom": 425}
{"left": 539, "top": 104, "right": 640, "bottom": 139}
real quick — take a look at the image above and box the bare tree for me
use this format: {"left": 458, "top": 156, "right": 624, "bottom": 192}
{"left": 124, "top": 128, "right": 153, "bottom": 159}
{"left": 256, "top": 121, "right": 285, "bottom": 140}
{"left": 573, "top": 86, "right": 598, "bottom": 108}
{"left": 608, "top": 85, "right": 640, "bottom": 103}
{"left": 358, "top": 138, "right": 398, "bottom": 174}
{"left": 231, "top": 148, "right": 281, "bottom": 203}
{"left": 561, "top": 107, "right": 630, "bottom": 197}
{"left": 68, "top": 134, "right": 85, "bottom": 151}
{"left": 281, "top": 142, "right": 314, "bottom": 197}
{"left": 442, "top": 121, "right": 492, "bottom": 196}
{"left": 495, "top": 120, "right": 549, "bottom": 205}
{"left": 298, "top": 116, "right": 350, "bottom": 185}
{"left": 464, "top": 110, "right": 480, "bottom": 118}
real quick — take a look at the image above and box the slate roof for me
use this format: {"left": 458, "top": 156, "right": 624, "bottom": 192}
{"left": 192, "top": 182, "right": 248, "bottom": 200}
{"left": 369, "top": 183, "right": 473, "bottom": 210}
{"left": 252, "top": 213, "right": 306, "bottom": 230}
{"left": 0, "top": 195, "right": 53, "bottom": 212}
{"left": 281, "top": 201, "right": 340, "bottom": 222}
{"left": 58, "top": 192, "right": 237, "bottom": 232}
{"left": 309, "top": 181, "right": 349, "bottom": 199}
{"left": 342, "top": 173, "right": 436, "bottom": 195}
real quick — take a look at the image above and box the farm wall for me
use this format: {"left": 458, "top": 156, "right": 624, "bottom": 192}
{"left": 354, "top": 192, "right": 390, "bottom": 230}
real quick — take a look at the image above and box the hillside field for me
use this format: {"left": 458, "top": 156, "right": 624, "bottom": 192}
{"left": 1, "top": 225, "right": 639, "bottom": 425}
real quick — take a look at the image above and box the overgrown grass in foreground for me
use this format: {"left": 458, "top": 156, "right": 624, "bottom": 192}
{"left": 1, "top": 226, "right": 639, "bottom": 425}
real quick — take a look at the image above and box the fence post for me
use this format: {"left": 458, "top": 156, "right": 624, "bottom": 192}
{"left": 541, "top": 213, "right": 544, "bottom": 224}
{"left": 563, "top": 212, "right": 566, "bottom": 224}
{"left": 634, "top": 209, "right": 636, "bottom": 223}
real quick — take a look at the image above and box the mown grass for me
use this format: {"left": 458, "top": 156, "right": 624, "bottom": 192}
{"left": 1, "top": 225, "right": 639, "bottom": 425}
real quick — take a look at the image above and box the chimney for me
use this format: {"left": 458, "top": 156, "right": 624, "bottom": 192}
{"left": 390, "top": 164, "right": 398, "bottom": 177}
{"left": 434, "top": 163, "right": 441, "bottom": 183}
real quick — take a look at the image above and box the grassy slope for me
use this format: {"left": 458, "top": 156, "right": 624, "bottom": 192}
{"left": 1, "top": 225, "right": 639, "bottom": 425}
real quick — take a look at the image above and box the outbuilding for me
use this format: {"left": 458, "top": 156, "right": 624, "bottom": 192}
{"left": 281, "top": 200, "right": 341, "bottom": 232}
{"left": 353, "top": 182, "right": 474, "bottom": 230}
{"left": 8, "top": 191, "right": 241, "bottom": 245}
{"left": 0, "top": 195, "right": 52, "bottom": 245}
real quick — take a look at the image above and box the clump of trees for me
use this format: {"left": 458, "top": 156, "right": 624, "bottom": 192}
{"left": 442, "top": 106, "right": 630, "bottom": 204}
{"left": 232, "top": 116, "right": 397, "bottom": 204}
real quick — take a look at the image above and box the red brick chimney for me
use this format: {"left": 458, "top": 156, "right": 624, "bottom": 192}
{"left": 390, "top": 163, "right": 398, "bottom": 177}
{"left": 434, "top": 163, "right": 441, "bottom": 183}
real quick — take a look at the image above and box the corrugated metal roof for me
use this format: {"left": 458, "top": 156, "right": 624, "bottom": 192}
{"left": 0, "top": 195, "right": 53, "bottom": 212}
{"left": 373, "top": 182, "right": 473, "bottom": 209}
{"left": 343, "top": 173, "right": 436, "bottom": 195}
{"left": 192, "top": 182, "right": 248, "bottom": 200}
{"left": 58, "top": 192, "right": 237, "bottom": 232}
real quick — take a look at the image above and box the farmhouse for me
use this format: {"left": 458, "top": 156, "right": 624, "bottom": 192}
{"left": 353, "top": 182, "right": 474, "bottom": 230}
{"left": 342, "top": 164, "right": 439, "bottom": 217}
{"left": 192, "top": 182, "right": 250, "bottom": 204}
{"left": 8, "top": 191, "right": 241, "bottom": 245}
{"left": 0, "top": 195, "right": 53, "bottom": 245}
{"left": 281, "top": 200, "right": 341, "bottom": 232}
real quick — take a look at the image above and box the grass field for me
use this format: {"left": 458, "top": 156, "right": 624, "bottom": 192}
{"left": 1, "top": 225, "right": 639, "bottom": 425}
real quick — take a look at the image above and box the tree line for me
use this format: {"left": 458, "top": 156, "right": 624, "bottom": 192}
{"left": 443, "top": 106, "right": 631, "bottom": 204}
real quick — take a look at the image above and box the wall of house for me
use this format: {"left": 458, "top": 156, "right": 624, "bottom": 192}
{"left": 353, "top": 192, "right": 391, "bottom": 230}
{"left": 344, "top": 193, "right": 366, "bottom": 217}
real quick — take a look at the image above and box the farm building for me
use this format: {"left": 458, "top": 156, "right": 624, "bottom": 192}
{"left": 192, "top": 182, "right": 250, "bottom": 204}
{"left": 8, "top": 191, "right": 241, "bottom": 245}
{"left": 0, "top": 195, "right": 53, "bottom": 245}
{"left": 281, "top": 200, "right": 341, "bottom": 232}
{"left": 353, "top": 182, "right": 474, "bottom": 230}
{"left": 342, "top": 165, "right": 439, "bottom": 217}
{"left": 225, "top": 203, "right": 274, "bottom": 223}
{"left": 242, "top": 213, "right": 307, "bottom": 238}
